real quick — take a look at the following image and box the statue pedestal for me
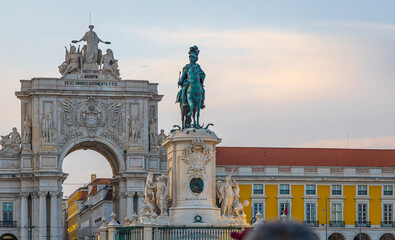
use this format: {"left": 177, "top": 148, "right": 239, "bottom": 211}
{"left": 163, "top": 128, "right": 222, "bottom": 225}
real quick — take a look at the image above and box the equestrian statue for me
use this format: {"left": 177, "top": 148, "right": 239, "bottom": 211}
{"left": 176, "top": 45, "right": 210, "bottom": 129}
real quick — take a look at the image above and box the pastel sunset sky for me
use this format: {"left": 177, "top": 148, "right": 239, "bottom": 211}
{"left": 1, "top": 0, "right": 394, "bottom": 195}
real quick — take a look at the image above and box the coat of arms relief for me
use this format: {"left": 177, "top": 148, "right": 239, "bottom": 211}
{"left": 181, "top": 138, "right": 212, "bottom": 178}
{"left": 58, "top": 96, "right": 125, "bottom": 152}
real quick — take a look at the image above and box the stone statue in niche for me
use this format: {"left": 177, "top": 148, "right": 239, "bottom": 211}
{"left": 0, "top": 127, "right": 21, "bottom": 157}
{"left": 141, "top": 169, "right": 171, "bottom": 218}
{"left": 101, "top": 49, "right": 120, "bottom": 79}
{"left": 216, "top": 174, "right": 241, "bottom": 217}
{"left": 42, "top": 114, "right": 54, "bottom": 143}
{"left": 129, "top": 117, "right": 141, "bottom": 144}
{"left": 72, "top": 25, "right": 111, "bottom": 65}
{"left": 22, "top": 116, "right": 31, "bottom": 144}
{"left": 59, "top": 45, "right": 82, "bottom": 77}
{"left": 149, "top": 119, "right": 158, "bottom": 146}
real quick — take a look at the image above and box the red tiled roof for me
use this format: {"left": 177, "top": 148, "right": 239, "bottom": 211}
{"left": 89, "top": 186, "right": 98, "bottom": 195}
{"left": 90, "top": 178, "right": 111, "bottom": 185}
{"left": 80, "top": 191, "right": 88, "bottom": 201}
{"left": 216, "top": 147, "right": 395, "bottom": 167}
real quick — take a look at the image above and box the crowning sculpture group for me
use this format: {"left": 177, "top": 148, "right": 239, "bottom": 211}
{"left": 58, "top": 25, "right": 120, "bottom": 79}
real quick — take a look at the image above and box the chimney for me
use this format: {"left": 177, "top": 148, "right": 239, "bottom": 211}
{"left": 91, "top": 174, "right": 97, "bottom": 183}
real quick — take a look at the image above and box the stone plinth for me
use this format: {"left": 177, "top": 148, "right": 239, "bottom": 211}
{"left": 163, "top": 128, "right": 221, "bottom": 225}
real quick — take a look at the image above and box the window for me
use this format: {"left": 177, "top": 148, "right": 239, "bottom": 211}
{"left": 305, "top": 203, "right": 316, "bottom": 223}
{"left": 306, "top": 185, "right": 316, "bottom": 195}
{"left": 279, "top": 203, "right": 290, "bottom": 219}
{"left": 383, "top": 185, "right": 393, "bottom": 196}
{"left": 332, "top": 185, "right": 342, "bottom": 195}
{"left": 279, "top": 184, "right": 290, "bottom": 195}
{"left": 357, "top": 203, "right": 368, "bottom": 222}
{"left": 3, "top": 202, "right": 13, "bottom": 222}
{"left": 383, "top": 204, "right": 393, "bottom": 224}
{"left": 357, "top": 185, "right": 368, "bottom": 195}
{"left": 253, "top": 184, "right": 263, "bottom": 195}
{"left": 252, "top": 203, "right": 264, "bottom": 222}
{"left": 331, "top": 203, "right": 342, "bottom": 221}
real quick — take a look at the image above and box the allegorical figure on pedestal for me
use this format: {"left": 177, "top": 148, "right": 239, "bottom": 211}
{"left": 176, "top": 45, "right": 207, "bottom": 129}
{"left": 42, "top": 114, "right": 54, "bottom": 143}
{"left": 155, "top": 172, "right": 170, "bottom": 216}
{"left": 217, "top": 174, "right": 248, "bottom": 218}
{"left": 72, "top": 25, "right": 110, "bottom": 64}
{"left": 141, "top": 169, "right": 171, "bottom": 219}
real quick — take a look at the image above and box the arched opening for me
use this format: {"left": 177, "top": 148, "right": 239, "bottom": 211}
{"left": 61, "top": 140, "right": 121, "bottom": 240}
{"left": 62, "top": 149, "right": 113, "bottom": 196}
{"left": 60, "top": 139, "right": 124, "bottom": 174}
{"left": 380, "top": 233, "right": 395, "bottom": 240}
{"left": 0, "top": 233, "right": 17, "bottom": 240}
{"left": 328, "top": 233, "right": 346, "bottom": 240}
{"left": 353, "top": 233, "right": 371, "bottom": 240}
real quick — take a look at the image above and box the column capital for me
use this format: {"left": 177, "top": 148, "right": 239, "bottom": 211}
{"left": 38, "top": 191, "right": 47, "bottom": 198}
{"left": 119, "top": 192, "right": 127, "bottom": 199}
{"left": 137, "top": 191, "right": 144, "bottom": 198}
{"left": 20, "top": 192, "right": 29, "bottom": 198}
{"left": 50, "top": 191, "right": 60, "bottom": 197}
{"left": 126, "top": 191, "right": 135, "bottom": 198}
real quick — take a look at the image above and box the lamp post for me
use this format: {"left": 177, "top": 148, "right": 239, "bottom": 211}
{"left": 359, "top": 215, "right": 362, "bottom": 240}
{"left": 24, "top": 218, "right": 36, "bottom": 240}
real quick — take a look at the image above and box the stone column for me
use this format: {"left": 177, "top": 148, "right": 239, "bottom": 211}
{"left": 20, "top": 193, "right": 29, "bottom": 240}
{"left": 137, "top": 191, "right": 145, "bottom": 217}
{"left": 119, "top": 192, "right": 127, "bottom": 223}
{"left": 38, "top": 192, "right": 47, "bottom": 240}
{"left": 32, "top": 192, "right": 39, "bottom": 239}
{"left": 50, "top": 192, "right": 58, "bottom": 239}
{"left": 126, "top": 192, "right": 134, "bottom": 218}
{"left": 57, "top": 192, "right": 63, "bottom": 240}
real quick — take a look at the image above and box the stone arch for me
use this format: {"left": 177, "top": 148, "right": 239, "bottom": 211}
{"left": 353, "top": 233, "right": 372, "bottom": 240}
{"left": 0, "top": 233, "right": 17, "bottom": 240}
{"left": 380, "top": 233, "right": 395, "bottom": 240}
{"left": 58, "top": 137, "right": 125, "bottom": 174}
{"left": 328, "top": 233, "right": 346, "bottom": 240}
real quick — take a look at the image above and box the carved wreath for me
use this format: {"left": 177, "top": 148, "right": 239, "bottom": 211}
{"left": 181, "top": 138, "right": 212, "bottom": 177}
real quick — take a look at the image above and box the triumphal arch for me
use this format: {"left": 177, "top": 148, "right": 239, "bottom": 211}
{"left": 0, "top": 25, "right": 164, "bottom": 239}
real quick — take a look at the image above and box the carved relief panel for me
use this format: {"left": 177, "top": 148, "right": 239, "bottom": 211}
{"left": 57, "top": 96, "right": 125, "bottom": 152}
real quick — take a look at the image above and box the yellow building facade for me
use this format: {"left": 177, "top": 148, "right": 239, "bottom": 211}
{"left": 216, "top": 147, "right": 395, "bottom": 240}
{"left": 66, "top": 188, "right": 88, "bottom": 240}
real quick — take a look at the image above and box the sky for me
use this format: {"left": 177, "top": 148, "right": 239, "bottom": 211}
{"left": 0, "top": 0, "right": 394, "bottom": 195}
